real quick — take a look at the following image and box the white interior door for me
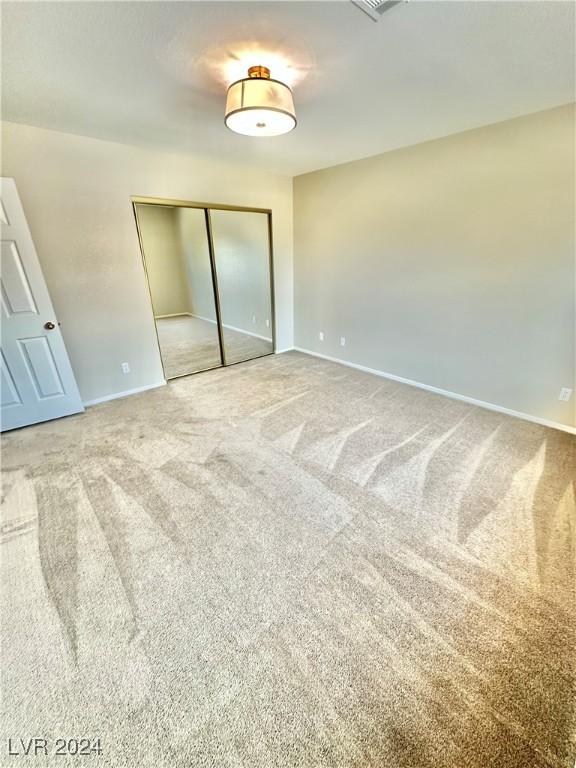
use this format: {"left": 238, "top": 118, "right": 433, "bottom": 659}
{"left": 0, "top": 177, "right": 84, "bottom": 431}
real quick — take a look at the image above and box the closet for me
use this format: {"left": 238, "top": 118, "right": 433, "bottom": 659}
{"left": 133, "top": 198, "right": 274, "bottom": 379}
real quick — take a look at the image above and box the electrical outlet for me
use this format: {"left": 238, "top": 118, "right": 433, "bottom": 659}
{"left": 319, "top": 331, "right": 324, "bottom": 342}
{"left": 121, "top": 362, "right": 130, "bottom": 374}
{"left": 252, "top": 315, "right": 256, "bottom": 324}
{"left": 340, "top": 336, "right": 346, "bottom": 347}
{"left": 265, "top": 318, "right": 270, "bottom": 327}
{"left": 559, "top": 387, "right": 573, "bottom": 402}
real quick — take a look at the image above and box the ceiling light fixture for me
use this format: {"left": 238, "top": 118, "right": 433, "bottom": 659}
{"left": 225, "top": 65, "right": 296, "bottom": 137}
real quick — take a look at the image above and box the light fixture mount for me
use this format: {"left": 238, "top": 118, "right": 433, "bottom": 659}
{"left": 248, "top": 65, "right": 271, "bottom": 79}
{"left": 225, "top": 65, "right": 296, "bottom": 137}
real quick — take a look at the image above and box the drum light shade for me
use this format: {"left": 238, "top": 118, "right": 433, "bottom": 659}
{"left": 225, "top": 66, "right": 296, "bottom": 137}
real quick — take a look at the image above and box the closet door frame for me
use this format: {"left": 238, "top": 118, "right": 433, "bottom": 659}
{"left": 203, "top": 208, "right": 227, "bottom": 367}
{"left": 131, "top": 196, "right": 276, "bottom": 378}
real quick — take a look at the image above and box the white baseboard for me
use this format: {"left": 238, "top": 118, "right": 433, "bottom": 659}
{"left": 83, "top": 381, "right": 166, "bottom": 407}
{"left": 154, "top": 312, "right": 193, "bottom": 319}
{"left": 190, "top": 314, "right": 272, "bottom": 342}
{"left": 293, "top": 347, "right": 575, "bottom": 435}
{"left": 275, "top": 347, "right": 295, "bottom": 354}
{"left": 223, "top": 323, "right": 272, "bottom": 342}
{"left": 189, "top": 313, "right": 216, "bottom": 324}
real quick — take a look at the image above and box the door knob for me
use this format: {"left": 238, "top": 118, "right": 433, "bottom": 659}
{"left": 44, "top": 321, "right": 56, "bottom": 330}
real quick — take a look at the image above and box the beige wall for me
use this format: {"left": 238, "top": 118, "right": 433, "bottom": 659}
{"left": 210, "top": 209, "right": 273, "bottom": 340}
{"left": 136, "top": 205, "right": 190, "bottom": 318}
{"left": 3, "top": 108, "right": 573, "bottom": 427}
{"left": 176, "top": 207, "right": 217, "bottom": 323}
{"left": 1, "top": 121, "right": 293, "bottom": 403}
{"left": 294, "top": 105, "right": 575, "bottom": 428}
{"left": 174, "top": 206, "right": 274, "bottom": 337}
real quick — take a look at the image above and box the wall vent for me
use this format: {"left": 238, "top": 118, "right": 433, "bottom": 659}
{"left": 351, "top": 0, "right": 405, "bottom": 22}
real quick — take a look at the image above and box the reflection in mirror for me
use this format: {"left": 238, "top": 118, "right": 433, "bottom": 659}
{"left": 135, "top": 204, "right": 222, "bottom": 378}
{"left": 210, "top": 210, "right": 274, "bottom": 365}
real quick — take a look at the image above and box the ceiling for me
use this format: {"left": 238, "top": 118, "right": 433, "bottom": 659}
{"left": 2, "top": 1, "right": 574, "bottom": 176}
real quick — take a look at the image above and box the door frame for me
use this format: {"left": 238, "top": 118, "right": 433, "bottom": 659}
{"left": 130, "top": 196, "right": 276, "bottom": 380}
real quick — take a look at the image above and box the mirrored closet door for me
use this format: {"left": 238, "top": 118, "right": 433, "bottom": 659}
{"left": 133, "top": 199, "right": 274, "bottom": 380}
{"left": 210, "top": 209, "right": 274, "bottom": 365}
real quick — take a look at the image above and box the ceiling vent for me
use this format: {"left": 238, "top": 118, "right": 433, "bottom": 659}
{"left": 351, "top": 0, "right": 405, "bottom": 22}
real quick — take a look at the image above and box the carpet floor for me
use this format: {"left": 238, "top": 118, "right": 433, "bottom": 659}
{"left": 156, "top": 316, "right": 272, "bottom": 378}
{"left": 1, "top": 351, "right": 574, "bottom": 767}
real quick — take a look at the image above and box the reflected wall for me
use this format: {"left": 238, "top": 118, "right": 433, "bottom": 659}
{"left": 210, "top": 209, "right": 273, "bottom": 365}
{"left": 134, "top": 201, "right": 275, "bottom": 379}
